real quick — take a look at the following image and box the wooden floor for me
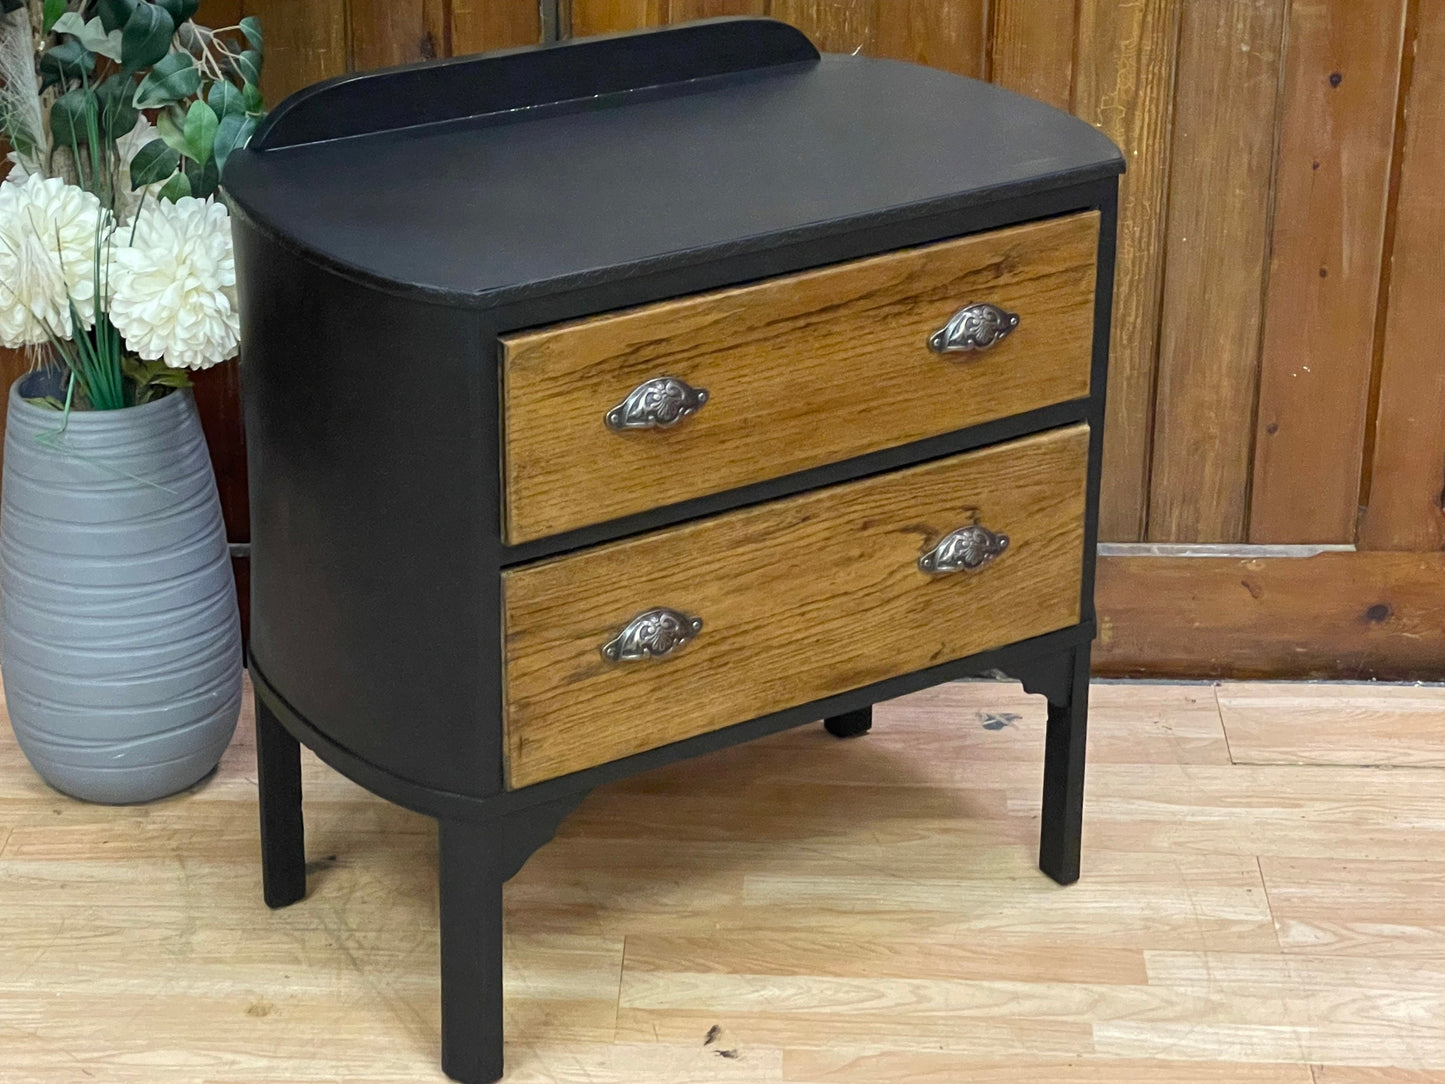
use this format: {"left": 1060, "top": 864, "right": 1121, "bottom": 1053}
{"left": 3, "top": 677, "right": 1445, "bottom": 1082}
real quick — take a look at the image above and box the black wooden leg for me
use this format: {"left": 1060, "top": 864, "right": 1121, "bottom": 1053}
{"left": 824, "top": 705, "right": 873, "bottom": 738}
{"left": 256, "top": 695, "right": 306, "bottom": 909}
{"left": 1039, "top": 645, "right": 1091, "bottom": 886}
{"left": 438, "top": 818, "right": 505, "bottom": 1084}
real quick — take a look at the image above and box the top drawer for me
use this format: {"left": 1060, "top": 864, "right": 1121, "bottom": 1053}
{"left": 501, "top": 211, "right": 1099, "bottom": 544}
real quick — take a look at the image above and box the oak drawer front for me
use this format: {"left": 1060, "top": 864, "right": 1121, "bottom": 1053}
{"left": 503, "top": 424, "right": 1090, "bottom": 787}
{"left": 501, "top": 212, "right": 1099, "bottom": 544}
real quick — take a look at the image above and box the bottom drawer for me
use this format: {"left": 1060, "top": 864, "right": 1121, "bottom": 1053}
{"left": 502, "top": 424, "right": 1091, "bottom": 788}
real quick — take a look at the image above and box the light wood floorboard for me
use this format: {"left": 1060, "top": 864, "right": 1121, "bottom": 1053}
{"left": 1216, "top": 682, "right": 1445, "bottom": 767}
{"left": 2, "top": 676, "right": 1443, "bottom": 1080}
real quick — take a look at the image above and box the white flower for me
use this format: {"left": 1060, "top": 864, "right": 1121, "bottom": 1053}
{"left": 0, "top": 174, "right": 108, "bottom": 348}
{"left": 3, "top": 150, "right": 27, "bottom": 185}
{"left": 109, "top": 196, "right": 240, "bottom": 370}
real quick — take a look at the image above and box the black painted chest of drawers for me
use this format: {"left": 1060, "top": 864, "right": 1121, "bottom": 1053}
{"left": 224, "top": 19, "right": 1123, "bottom": 1082}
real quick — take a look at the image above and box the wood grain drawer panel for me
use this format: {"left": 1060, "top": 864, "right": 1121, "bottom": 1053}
{"left": 502, "top": 424, "right": 1090, "bottom": 787}
{"left": 501, "top": 212, "right": 1099, "bottom": 544}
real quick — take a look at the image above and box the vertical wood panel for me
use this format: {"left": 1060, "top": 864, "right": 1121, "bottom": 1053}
{"left": 570, "top": 0, "right": 768, "bottom": 36}
{"left": 1146, "top": 0, "right": 1286, "bottom": 543}
{"left": 451, "top": 0, "right": 543, "bottom": 53}
{"left": 197, "top": 0, "right": 245, "bottom": 26}
{"left": 1360, "top": 3, "right": 1445, "bottom": 553}
{"left": 427, "top": 0, "right": 451, "bottom": 55}
{"left": 990, "top": 0, "right": 1077, "bottom": 108}
{"left": 571, "top": 0, "right": 664, "bottom": 36}
{"left": 872, "top": 1, "right": 989, "bottom": 79}
{"left": 348, "top": 0, "right": 445, "bottom": 69}
{"left": 670, "top": 0, "right": 767, "bottom": 18}
{"left": 242, "top": 0, "right": 349, "bottom": 101}
{"left": 190, "top": 367, "right": 248, "bottom": 542}
{"left": 1248, "top": 0, "right": 1408, "bottom": 543}
{"left": 0, "top": 349, "right": 31, "bottom": 471}
{"left": 768, "top": 0, "right": 876, "bottom": 54}
{"left": 1074, "top": 0, "right": 1180, "bottom": 541}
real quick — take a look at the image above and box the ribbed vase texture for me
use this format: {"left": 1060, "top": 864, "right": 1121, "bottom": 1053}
{"left": 1, "top": 373, "right": 242, "bottom": 803}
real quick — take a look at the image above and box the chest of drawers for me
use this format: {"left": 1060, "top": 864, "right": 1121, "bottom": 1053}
{"left": 224, "top": 19, "right": 1123, "bottom": 1083}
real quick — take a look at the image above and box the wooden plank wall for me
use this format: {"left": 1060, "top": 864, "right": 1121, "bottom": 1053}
{"left": 195, "top": 0, "right": 541, "bottom": 103}
{"left": 561, "top": 0, "right": 1445, "bottom": 680}
{"left": 5, "top": 1, "right": 1437, "bottom": 679}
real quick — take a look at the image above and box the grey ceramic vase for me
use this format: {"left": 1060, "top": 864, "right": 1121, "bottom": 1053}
{"left": 0, "top": 370, "right": 242, "bottom": 803}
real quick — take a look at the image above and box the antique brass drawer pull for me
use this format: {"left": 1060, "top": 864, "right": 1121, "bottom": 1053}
{"left": 918, "top": 523, "right": 1010, "bottom": 574}
{"left": 600, "top": 608, "right": 704, "bottom": 662}
{"left": 605, "top": 377, "right": 709, "bottom": 431}
{"left": 929, "top": 303, "right": 1020, "bottom": 354}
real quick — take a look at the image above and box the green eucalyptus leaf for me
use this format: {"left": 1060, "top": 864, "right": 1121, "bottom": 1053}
{"left": 212, "top": 111, "right": 256, "bottom": 176}
{"left": 154, "top": 0, "right": 199, "bottom": 23}
{"left": 48, "top": 87, "right": 97, "bottom": 151}
{"left": 51, "top": 12, "right": 125, "bottom": 60}
{"left": 93, "top": 0, "right": 138, "bottom": 34}
{"left": 238, "top": 15, "right": 263, "bottom": 51}
{"left": 132, "top": 51, "right": 200, "bottom": 109}
{"left": 39, "top": 40, "right": 96, "bottom": 89}
{"left": 206, "top": 80, "right": 244, "bottom": 118}
{"left": 42, "top": 0, "right": 66, "bottom": 33}
{"left": 182, "top": 159, "right": 216, "bottom": 199}
{"left": 156, "top": 170, "right": 191, "bottom": 202}
{"left": 183, "top": 98, "right": 218, "bottom": 163}
{"left": 120, "top": 3, "right": 174, "bottom": 71}
{"left": 155, "top": 104, "right": 190, "bottom": 156}
{"left": 242, "top": 81, "right": 264, "bottom": 114}
{"left": 127, "top": 137, "right": 179, "bottom": 188}
{"left": 234, "top": 48, "right": 262, "bottom": 85}
{"left": 184, "top": 150, "right": 218, "bottom": 198}
{"left": 94, "top": 76, "right": 140, "bottom": 144}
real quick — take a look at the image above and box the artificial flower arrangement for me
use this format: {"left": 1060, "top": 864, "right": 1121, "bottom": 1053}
{"left": 0, "top": 0, "right": 264, "bottom": 407}
{"left": 0, "top": 0, "right": 266, "bottom": 805}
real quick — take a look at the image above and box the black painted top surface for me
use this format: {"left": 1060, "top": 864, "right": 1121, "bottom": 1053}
{"left": 224, "top": 23, "right": 1122, "bottom": 307}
